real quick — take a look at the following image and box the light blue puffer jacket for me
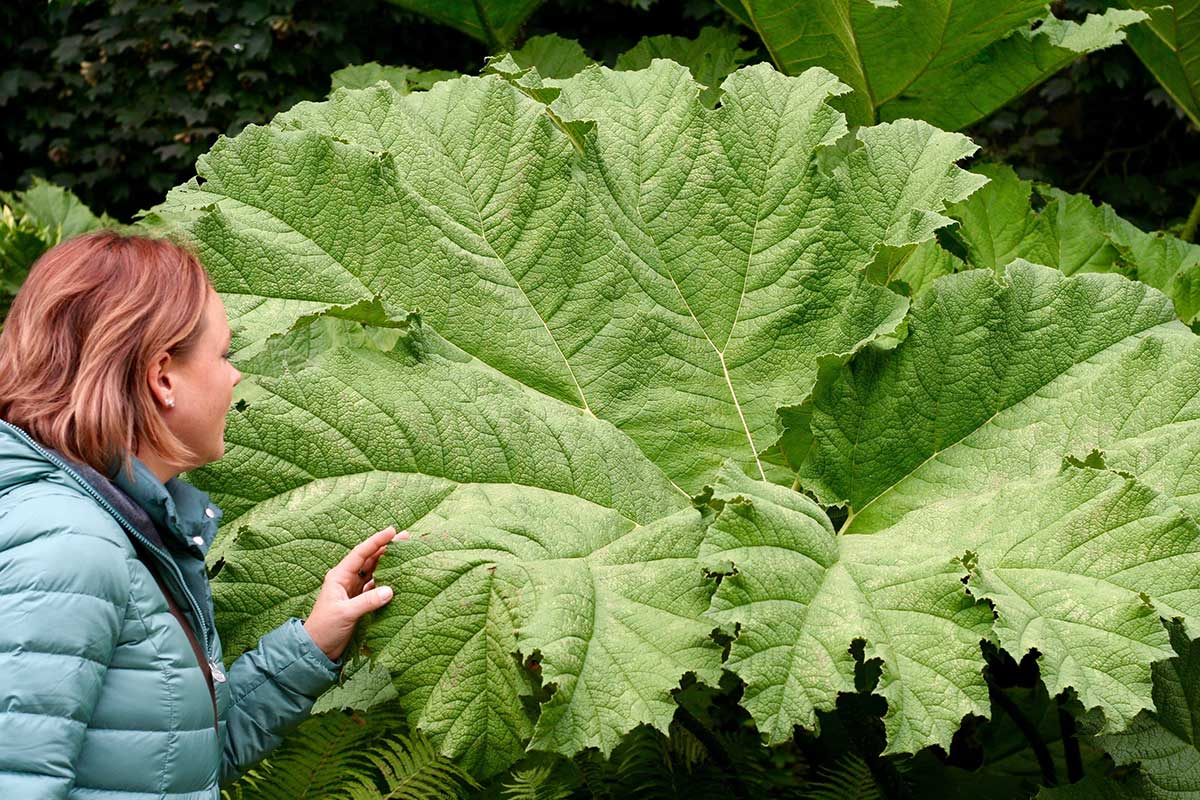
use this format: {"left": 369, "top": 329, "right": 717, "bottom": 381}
{"left": 0, "top": 419, "right": 341, "bottom": 798}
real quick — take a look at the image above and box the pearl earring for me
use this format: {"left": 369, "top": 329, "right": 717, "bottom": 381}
{"left": 165, "top": 398, "right": 175, "bottom": 408}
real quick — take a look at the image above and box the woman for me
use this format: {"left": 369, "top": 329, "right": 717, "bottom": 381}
{"left": 0, "top": 230, "right": 401, "bottom": 798}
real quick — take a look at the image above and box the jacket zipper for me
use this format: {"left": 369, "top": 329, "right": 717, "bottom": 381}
{"left": 0, "top": 420, "right": 220, "bottom": 720}
{"left": 142, "top": 561, "right": 220, "bottom": 732}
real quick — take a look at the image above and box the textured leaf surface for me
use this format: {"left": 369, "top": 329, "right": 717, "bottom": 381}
{"left": 1118, "top": 0, "right": 1200, "bottom": 127}
{"left": 937, "top": 164, "right": 1200, "bottom": 323}
{"left": 7, "top": 177, "right": 110, "bottom": 238}
{"left": 742, "top": 263, "right": 1200, "bottom": 750}
{"left": 721, "top": 0, "right": 1146, "bottom": 128}
{"left": 1098, "top": 625, "right": 1200, "bottom": 798}
{"left": 311, "top": 661, "right": 398, "bottom": 715}
{"left": 703, "top": 461, "right": 993, "bottom": 753}
{"left": 164, "top": 63, "right": 983, "bottom": 493}
{"left": 615, "top": 26, "right": 752, "bottom": 106}
{"left": 509, "top": 34, "right": 593, "bottom": 79}
{"left": 198, "top": 319, "right": 706, "bottom": 775}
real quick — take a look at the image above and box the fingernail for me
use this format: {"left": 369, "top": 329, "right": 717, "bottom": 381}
{"left": 393, "top": 530, "right": 410, "bottom": 542}
{"left": 378, "top": 586, "right": 394, "bottom": 602}
{"left": 384, "top": 525, "right": 396, "bottom": 534}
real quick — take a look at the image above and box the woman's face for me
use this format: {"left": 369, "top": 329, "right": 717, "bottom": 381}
{"left": 161, "top": 289, "right": 241, "bottom": 469}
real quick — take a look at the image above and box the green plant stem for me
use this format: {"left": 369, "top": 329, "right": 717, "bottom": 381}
{"left": 1183, "top": 191, "right": 1200, "bottom": 243}
{"left": 989, "top": 684, "right": 1057, "bottom": 787}
{"left": 672, "top": 706, "right": 749, "bottom": 800}
{"left": 471, "top": 0, "right": 501, "bottom": 50}
{"left": 1058, "top": 700, "right": 1083, "bottom": 784}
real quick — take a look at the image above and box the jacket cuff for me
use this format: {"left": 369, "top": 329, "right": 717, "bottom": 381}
{"left": 261, "top": 618, "right": 342, "bottom": 698}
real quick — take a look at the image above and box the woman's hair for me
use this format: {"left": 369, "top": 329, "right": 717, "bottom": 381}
{"left": 0, "top": 229, "right": 213, "bottom": 475}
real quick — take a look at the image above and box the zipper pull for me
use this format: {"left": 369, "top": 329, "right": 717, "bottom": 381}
{"left": 210, "top": 662, "right": 226, "bottom": 683}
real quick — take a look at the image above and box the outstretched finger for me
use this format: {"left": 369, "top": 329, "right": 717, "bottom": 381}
{"left": 345, "top": 584, "right": 394, "bottom": 619}
{"left": 333, "top": 526, "right": 397, "bottom": 580}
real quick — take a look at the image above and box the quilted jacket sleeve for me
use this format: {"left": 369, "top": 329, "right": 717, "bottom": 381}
{"left": 0, "top": 518, "right": 130, "bottom": 799}
{"left": 219, "top": 617, "right": 341, "bottom": 784}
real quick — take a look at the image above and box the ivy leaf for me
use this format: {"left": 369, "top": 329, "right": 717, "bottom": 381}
{"left": 720, "top": 1, "right": 1148, "bottom": 128}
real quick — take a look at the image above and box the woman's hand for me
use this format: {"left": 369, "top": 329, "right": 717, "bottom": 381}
{"left": 303, "top": 525, "right": 409, "bottom": 661}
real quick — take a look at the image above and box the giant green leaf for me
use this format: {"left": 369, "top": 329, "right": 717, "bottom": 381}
{"left": 718, "top": 0, "right": 1147, "bottom": 128}
{"left": 200, "top": 318, "right": 715, "bottom": 775}
{"left": 385, "top": 0, "right": 542, "bottom": 48}
{"left": 1116, "top": 0, "right": 1200, "bottom": 128}
{"left": 751, "top": 264, "right": 1200, "bottom": 748}
{"left": 160, "top": 62, "right": 987, "bottom": 774}
{"left": 163, "top": 63, "right": 984, "bottom": 494}
{"left": 2, "top": 179, "right": 113, "bottom": 320}
{"left": 161, "top": 60, "right": 1200, "bottom": 777}
{"left": 510, "top": 34, "right": 593, "bottom": 79}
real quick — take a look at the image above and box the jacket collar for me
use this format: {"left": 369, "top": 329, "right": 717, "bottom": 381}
{"left": 0, "top": 419, "right": 221, "bottom": 557}
{"left": 111, "top": 457, "right": 223, "bottom": 556}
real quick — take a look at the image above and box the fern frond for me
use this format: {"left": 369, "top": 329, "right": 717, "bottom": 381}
{"left": 802, "top": 754, "right": 882, "bottom": 800}
{"left": 367, "top": 735, "right": 478, "bottom": 800}
{"left": 572, "top": 724, "right": 740, "bottom": 800}
{"left": 500, "top": 764, "right": 573, "bottom": 800}
{"left": 665, "top": 720, "right": 708, "bottom": 774}
{"left": 225, "top": 702, "right": 474, "bottom": 800}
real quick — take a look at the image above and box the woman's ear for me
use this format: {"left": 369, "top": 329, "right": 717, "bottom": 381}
{"left": 146, "top": 350, "right": 176, "bottom": 409}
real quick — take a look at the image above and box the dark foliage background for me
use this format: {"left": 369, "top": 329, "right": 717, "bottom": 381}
{"left": 1, "top": 0, "right": 1195, "bottom": 229}
{"left": 0, "top": 0, "right": 482, "bottom": 219}
{"left": 972, "top": 0, "right": 1198, "bottom": 234}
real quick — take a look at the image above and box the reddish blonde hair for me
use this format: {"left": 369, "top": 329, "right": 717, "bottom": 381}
{"left": 0, "top": 230, "right": 212, "bottom": 475}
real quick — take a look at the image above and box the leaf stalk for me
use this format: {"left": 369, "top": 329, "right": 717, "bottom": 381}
{"left": 672, "top": 705, "right": 750, "bottom": 800}
{"left": 1183, "top": 191, "right": 1200, "bottom": 243}
{"left": 988, "top": 683, "right": 1057, "bottom": 788}
{"left": 1058, "top": 699, "right": 1083, "bottom": 784}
